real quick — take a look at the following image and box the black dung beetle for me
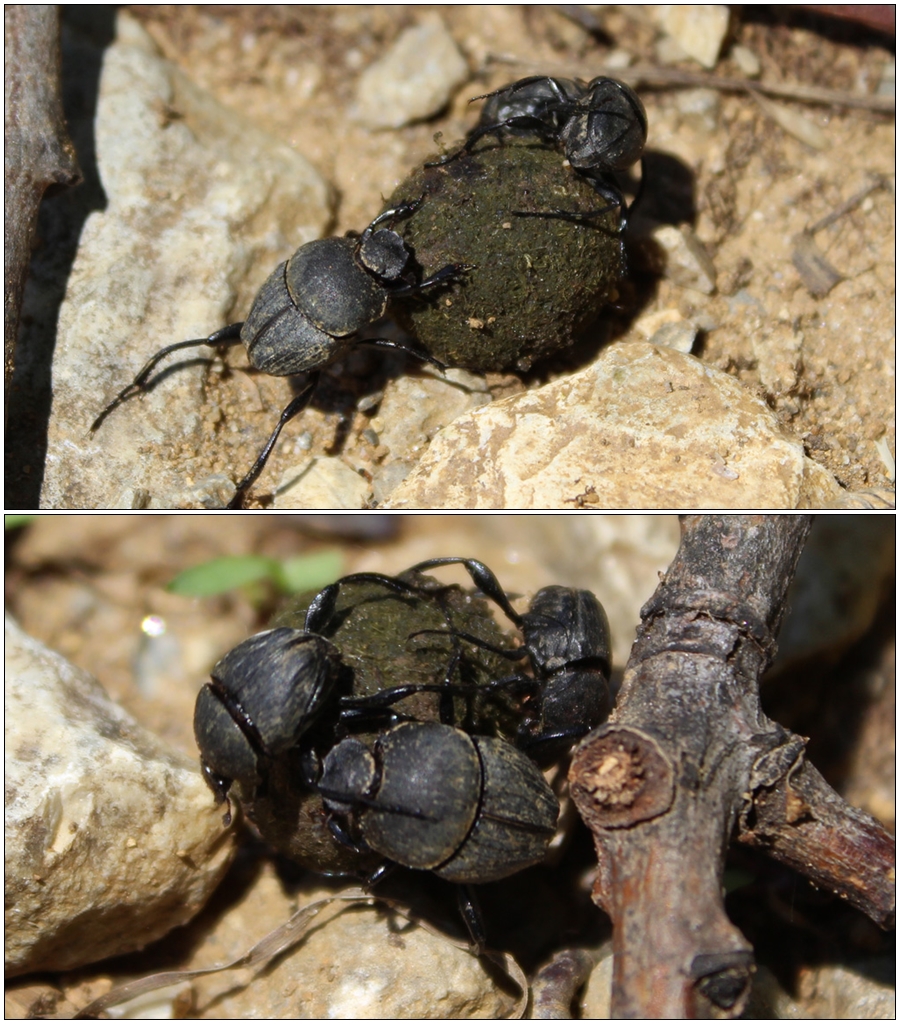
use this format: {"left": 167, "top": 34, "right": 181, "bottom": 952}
{"left": 193, "top": 628, "right": 344, "bottom": 820}
{"left": 430, "top": 75, "right": 647, "bottom": 219}
{"left": 193, "top": 569, "right": 437, "bottom": 818}
{"left": 499, "top": 583, "right": 612, "bottom": 763}
{"left": 417, "top": 558, "right": 611, "bottom": 764}
{"left": 318, "top": 721, "right": 558, "bottom": 883}
{"left": 91, "top": 199, "right": 470, "bottom": 509}
{"left": 342, "top": 558, "right": 612, "bottom": 766}
{"left": 193, "top": 561, "right": 570, "bottom": 951}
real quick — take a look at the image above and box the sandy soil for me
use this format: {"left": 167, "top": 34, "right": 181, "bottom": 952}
{"left": 119, "top": 5, "right": 895, "bottom": 500}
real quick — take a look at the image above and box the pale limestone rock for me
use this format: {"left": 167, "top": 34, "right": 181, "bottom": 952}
{"left": 352, "top": 15, "right": 469, "bottom": 129}
{"left": 381, "top": 341, "right": 848, "bottom": 510}
{"left": 5, "top": 615, "right": 235, "bottom": 976}
{"left": 275, "top": 456, "right": 372, "bottom": 509}
{"left": 37, "top": 12, "right": 330, "bottom": 509}
{"left": 369, "top": 368, "right": 493, "bottom": 502}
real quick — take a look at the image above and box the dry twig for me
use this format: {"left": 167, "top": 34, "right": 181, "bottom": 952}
{"left": 4, "top": 5, "right": 81, "bottom": 418}
{"left": 791, "top": 175, "right": 891, "bottom": 296}
{"left": 71, "top": 889, "right": 528, "bottom": 1019}
{"left": 530, "top": 948, "right": 597, "bottom": 1019}
{"left": 487, "top": 52, "right": 896, "bottom": 113}
{"left": 570, "top": 514, "right": 894, "bottom": 1018}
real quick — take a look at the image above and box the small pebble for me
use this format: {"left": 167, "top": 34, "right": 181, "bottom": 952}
{"left": 275, "top": 456, "right": 371, "bottom": 509}
{"left": 650, "top": 320, "right": 698, "bottom": 353}
{"left": 352, "top": 15, "right": 469, "bottom": 129}
{"left": 650, "top": 224, "right": 718, "bottom": 294}
{"left": 112, "top": 487, "right": 150, "bottom": 509}
{"left": 675, "top": 87, "right": 721, "bottom": 133}
{"left": 655, "top": 5, "right": 731, "bottom": 69}
{"left": 731, "top": 44, "right": 761, "bottom": 78}
{"left": 356, "top": 391, "right": 384, "bottom": 413}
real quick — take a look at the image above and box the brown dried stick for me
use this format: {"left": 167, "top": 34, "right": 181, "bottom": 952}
{"left": 487, "top": 52, "right": 895, "bottom": 113}
{"left": 4, "top": 5, "right": 81, "bottom": 418}
{"left": 737, "top": 746, "right": 895, "bottom": 929}
{"left": 569, "top": 515, "right": 894, "bottom": 1018}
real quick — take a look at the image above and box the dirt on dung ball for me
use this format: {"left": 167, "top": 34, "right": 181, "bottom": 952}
{"left": 388, "top": 141, "right": 623, "bottom": 372}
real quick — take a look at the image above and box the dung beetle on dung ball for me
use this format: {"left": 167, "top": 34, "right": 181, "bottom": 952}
{"left": 193, "top": 563, "right": 520, "bottom": 826}
{"left": 91, "top": 72, "right": 647, "bottom": 508}
{"left": 92, "top": 199, "right": 470, "bottom": 509}
{"left": 192, "top": 557, "right": 612, "bottom": 949}
{"left": 386, "top": 138, "right": 626, "bottom": 372}
{"left": 430, "top": 75, "right": 647, "bottom": 223}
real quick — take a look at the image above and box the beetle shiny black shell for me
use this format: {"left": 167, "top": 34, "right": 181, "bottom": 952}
{"left": 288, "top": 237, "right": 392, "bottom": 336}
{"left": 468, "top": 75, "right": 647, "bottom": 180}
{"left": 479, "top": 76, "right": 583, "bottom": 136}
{"left": 240, "top": 229, "right": 407, "bottom": 377}
{"left": 91, "top": 200, "right": 470, "bottom": 508}
{"left": 193, "top": 627, "right": 343, "bottom": 799}
{"left": 520, "top": 585, "right": 611, "bottom": 746}
{"left": 560, "top": 77, "right": 647, "bottom": 173}
{"left": 321, "top": 720, "right": 559, "bottom": 883}
{"left": 240, "top": 257, "right": 346, "bottom": 377}
{"left": 522, "top": 585, "right": 611, "bottom": 676}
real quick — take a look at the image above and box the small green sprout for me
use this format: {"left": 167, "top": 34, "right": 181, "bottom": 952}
{"left": 168, "top": 549, "right": 343, "bottom": 599}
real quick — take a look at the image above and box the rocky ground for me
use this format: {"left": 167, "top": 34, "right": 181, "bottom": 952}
{"left": 5, "top": 514, "right": 895, "bottom": 1016}
{"left": 5, "top": 6, "right": 895, "bottom": 508}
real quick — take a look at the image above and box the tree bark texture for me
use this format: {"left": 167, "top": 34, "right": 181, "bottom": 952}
{"left": 4, "top": 5, "right": 81, "bottom": 418}
{"left": 569, "top": 514, "right": 895, "bottom": 1018}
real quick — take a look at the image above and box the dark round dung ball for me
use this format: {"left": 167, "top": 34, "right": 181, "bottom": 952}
{"left": 387, "top": 139, "right": 624, "bottom": 372}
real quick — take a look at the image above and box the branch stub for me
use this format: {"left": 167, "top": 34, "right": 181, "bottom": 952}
{"left": 569, "top": 725, "right": 675, "bottom": 829}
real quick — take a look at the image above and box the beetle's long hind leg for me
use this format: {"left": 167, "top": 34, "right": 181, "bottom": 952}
{"left": 512, "top": 168, "right": 634, "bottom": 233}
{"left": 225, "top": 373, "right": 319, "bottom": 509}
{"left": 424, "top": 113, "right": 554, "bottom": 168}
{"left": 90, "top": 323, "right": 244, "bottom": 432}
{"left": 358, "top": 337, "right": 448, "bottom": 372}
{"left": 458, "top": 884, "right": 487, "bottom": 955}
{"left": 408, "top": 557, "right": 524, "bottom": 626}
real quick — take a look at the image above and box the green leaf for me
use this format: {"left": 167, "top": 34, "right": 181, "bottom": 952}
{"left": 5, "top": 515, "right": 38, "bottom": 530}
{"left": 273, "top": 550, "right": 344, "bottom": 594}
{"left": 167, "top": 550, "right": 344, "bottom": 598}
{"left": 168, "top": 555, "right": 280, "bottom": 597}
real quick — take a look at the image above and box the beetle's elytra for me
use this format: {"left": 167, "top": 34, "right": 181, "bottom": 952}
{"left": 320, "top": 721, "right": 558, "bottom": 883}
